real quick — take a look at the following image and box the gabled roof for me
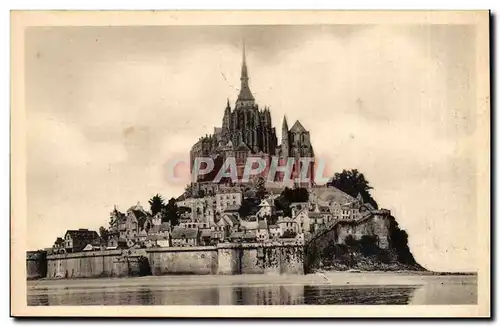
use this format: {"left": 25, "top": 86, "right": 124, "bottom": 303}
{"left": 222, "top": 213, "right": 240, "bottom": 225}
{"left": 230, "top": 231, "right": 244, "bottom": 239}
{"left": 308, "top": 212, "right": 323, "bottom": 218}
{"left": 258, "top": 199, "right": 272, "bottom": 207}
{"left": 200, "top": 229, "right": 213, "bottom": 238}
{"left": 158, "top": 222, "right": 171, "bottom": 232}
{"left": 83, "top": 244, "right": 101, "bottom": 251}
{"left": 242, "top": 233, "right": 257, "bottom": 240}
{"left": 235, "top": 141, "right": 251, "bottom": 152}
{"left": 241, "top": 220, "right": 258, "bottom": 230}
{"left": 277, "top": 216, "right": 295, "bottom": 223}
{"left": 65, "top": 229, "right": 99, "bottom": 243}
{"left": 290, "top": 120, "right": 307, "bottom": 133}
{"left": 171, "top": 227, "right": 199, "bottom": 240}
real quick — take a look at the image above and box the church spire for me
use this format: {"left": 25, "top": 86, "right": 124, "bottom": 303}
{"left": 282, "top": 115, "right": 289, "bottom": 132}
{"left": 241, "top": 41, "right": 248, "bottom": 80}
{"left": 237, "top": 41, "right": 255, "bottom": 104}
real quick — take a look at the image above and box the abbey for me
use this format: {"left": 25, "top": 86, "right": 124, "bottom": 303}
{"left": 190, "top": 45, "right": 314, "bottom": 187}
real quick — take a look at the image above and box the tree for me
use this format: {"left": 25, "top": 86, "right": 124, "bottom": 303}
{"left": 148, "top": 194, "right": 166, "bottom": 216}
{"left": 163, "top": 197, "right": 180, "bottom": 226}
{"left": 255, "top": 176, "right": 267, "bottom": 199}
{"left": 238, "top": 197, "right": 260, "bottom": 218}
{"left": 99, "top": 226, "right": 109, "bottom": 243}
{"left": 327, "top": 169, "right": 378, "bottom": 209}
{"left": 274, "top": 187, "right": 309, "bottom": 217}
{"left": 388, "top": 217, "right": 418, "bottom": 266}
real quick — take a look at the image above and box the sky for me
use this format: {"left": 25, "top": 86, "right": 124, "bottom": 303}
{"left": 25, "top": 24, "right": 478, "bottom": 272}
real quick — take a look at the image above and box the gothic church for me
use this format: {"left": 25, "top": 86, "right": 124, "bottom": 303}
{"left": 189, "top": 44, "right": 314, "bottom": 187}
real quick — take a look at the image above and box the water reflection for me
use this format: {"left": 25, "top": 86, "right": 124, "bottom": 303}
{"left": 26, "top": 280, "right": 477, "bottom": 306}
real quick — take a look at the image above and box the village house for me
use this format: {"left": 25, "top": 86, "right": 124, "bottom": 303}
{"left": 293, "top": 208, "right": 311, "bottom": 234}
{"left": 256, "top": 199, "right": 275, "bottom": 218}
{"left": 107, "top": 206, "right": 126, "bottom": 241}
{"left": 52, "top": 237, "right": 66, "bottom": 254}
{"left": 268, "top": 224, "right": 281, "bottom": 239}
{"left": 122, "top": 202, "right": 150, "bottom": 242}
{"left": 218, "top": 213, "right": 240, "bottom": 231}
{"left": 63, "top": 229, "right": 101, "bottom": 253}
{"left": 171, "top": 227, "right": 200, "bottom": 247}
{"left": 222, "top": 205, "right": 241, "bottom": 217}
{"left": 240, "top": 217, "right": 258, "bottom": 231}
{"left": 329, "top": 202, "right": 342, "bottom": 220}
{"left": 308, "top": 212, "right": 324, "bottom": 232}
{"left": 191, "top": 180, "right": 221, "bottom": 196}
{"left": 82, "top": 243, "right": 103, "bottom": 252}
{"left": 290, "top": 202, "right": 309, "bottom": 213}
{"left": 228, "top": 230, "right": 257, "bottom": 243}
{"left": 179, "top": 221, "right": 210, "bottom": 230}
{"left": 204, "top": 202, "right": 216, "bottom": 226}
{"left": 256, "top": 219, "right": 269, "bottom": 242}
{"left": 216, "top": 189, "right": 243, "bottom": 213}
{"left": 145, "top": 232, "right": 171, "bottom": 248}
{"left": 106, "top": 238, "right": 128, "bottom": 250}
{"left": 199, "top": 229, "right": 215, "bottom": 246}
{"left": 210, "top": 227, "right": 224, "bottom": 243}
{"left": 276, "top": 217, "right": 298, "bottom": 237}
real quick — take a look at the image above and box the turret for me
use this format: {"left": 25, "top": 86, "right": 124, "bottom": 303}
{"left": 222, "top": 98, "right": 231, "bottom": 134}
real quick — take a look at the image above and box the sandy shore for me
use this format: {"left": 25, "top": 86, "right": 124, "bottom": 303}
{"left": 27, "top": 271, "right": 477, "bottom": 290}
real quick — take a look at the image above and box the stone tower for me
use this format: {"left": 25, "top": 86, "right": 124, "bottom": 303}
{"left": 222, "top": 98, "right": 232, "bottom": 143}
{"left": 281, "top": 115, "right": 289, "bottom": 161}
{"left": 289, "top": 120, "right": 314, "bottom": 158}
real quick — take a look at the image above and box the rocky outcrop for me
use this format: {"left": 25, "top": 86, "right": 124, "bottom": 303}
{"left": 305, "top": 211, "right": 424, "bottom": 273}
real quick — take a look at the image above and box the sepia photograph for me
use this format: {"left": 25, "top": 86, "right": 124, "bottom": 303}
{"left": 10, "top": 10, "right": 490, "bottom": 317}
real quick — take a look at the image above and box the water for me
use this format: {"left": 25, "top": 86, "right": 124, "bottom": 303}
{"left": 27, "top": 273, "right": 477, "bottom": 306}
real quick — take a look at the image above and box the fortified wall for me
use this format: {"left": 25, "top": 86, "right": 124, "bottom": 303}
{"left": 31, "top": 241, "right": 305, "bottom": 279}
{"left": 26, "top": 250, "right": 47, "bottom": 280}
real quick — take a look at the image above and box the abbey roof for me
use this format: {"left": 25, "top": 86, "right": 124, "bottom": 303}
{"left": 290, "top": 120, "right": 307, "bottom": 133}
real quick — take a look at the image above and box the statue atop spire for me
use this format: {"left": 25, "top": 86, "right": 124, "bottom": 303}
{"left": 236, "top": 40, "right": 255, "bottom": 104}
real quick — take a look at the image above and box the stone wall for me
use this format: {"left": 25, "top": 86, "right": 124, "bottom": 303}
{"left": 26, "top": 251, "right": 47, "bottom": 280}
{"left": 334, "top": 214, "right": 390, "bottom": 249}
{"left": 46, "top": 250, "right": 124, "bottom": 278}
{"left": 39, "top": 242, "right": 305, "bottom": 279}
{"left": 218, "top": 242, "right": 304, "bottom": 275}
{"left": 147, "top": 246, "right": 218, "bottom": 275}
